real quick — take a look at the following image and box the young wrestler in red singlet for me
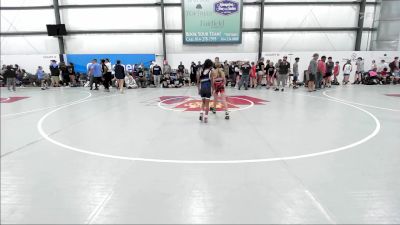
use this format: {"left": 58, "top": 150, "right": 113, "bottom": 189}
{"left": 210, "top": 62, "right": 230, "bottom": 120}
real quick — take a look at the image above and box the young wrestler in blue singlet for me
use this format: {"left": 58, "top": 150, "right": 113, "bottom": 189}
{"left": 197, "top": 59, "right": 213, "bottom": 123}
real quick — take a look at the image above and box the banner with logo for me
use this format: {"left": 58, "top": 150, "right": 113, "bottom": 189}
{"left": 65, "top": 54, "right": 155, "bottom": 73}
{"left": 183, "top": 0, "right": 242, "bottom": 44}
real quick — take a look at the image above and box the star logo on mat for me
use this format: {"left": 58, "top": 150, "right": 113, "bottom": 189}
{"left": 385, "top": 94, "right": 400, "bottom": 97}
{"left": 158, "top": 95, "right": 267, "bottom": 112}
{"left": 0, "top": 97, "right": 29, "bottom": 103}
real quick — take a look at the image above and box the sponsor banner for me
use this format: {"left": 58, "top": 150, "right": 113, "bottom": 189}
{"left": 65, "top": 54, "right": 155, "bottom": 73}
{"left": 183, "top": 0, "right": 242, "bottom": 44}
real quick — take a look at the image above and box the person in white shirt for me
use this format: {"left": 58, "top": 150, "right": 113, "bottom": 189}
{"left": 378, "top": 60, "right": 388, "bottom": 73}
{"left": 342, "top": 60, "right": 352, "bottom": 85}
{"left": 103, "top": 58, "right": 113, "bottom": 90}
{"left": 370, "top": 60, "right": 377, "bottom": 71}
{"left": 124, "top": 74, "right": 138, "bottom": 89}
{"left": 353, "top": 57, "right": 364, "bottom": 84}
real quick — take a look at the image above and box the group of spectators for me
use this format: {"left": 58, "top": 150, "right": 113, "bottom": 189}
{"left": 1, "top": 55, "right": 398, "bottom": 93}
{"left": 47, "top": 60, "right": 78, "bottom": 88}
{"left": 306, "top": 55, "right": 399, "bottom": 92}
{"left": 188, "top": 55, "right": 399, "bottom": 92}
{"left": 0, "top": 64, "right": 40, "bottom": 91}
{"left": 0, "top": 61, "right": 78, "bottom": 91}
{"left": 84, "top": 59, "right": 191, "bottom": 93}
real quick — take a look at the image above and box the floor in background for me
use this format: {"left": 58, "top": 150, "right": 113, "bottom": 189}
{"left": 1, "top": 85, "right": 400, "bottom": 224}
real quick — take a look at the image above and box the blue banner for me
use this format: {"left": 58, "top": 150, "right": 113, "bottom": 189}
{"left": 65, "top": 54, "right": 155, "bottom": 73}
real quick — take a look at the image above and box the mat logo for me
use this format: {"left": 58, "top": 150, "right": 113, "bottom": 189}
{"left": 214, "top": 0, "right": 239, "bottom": 16}
{"left": 385, "top": 93, "right": 400, "bottom": 97}
{"left": 0, "top": 97, "right": 29, "bottom": 103}
{"left": 159, "top": 95, "right": 267, "bottom": 112}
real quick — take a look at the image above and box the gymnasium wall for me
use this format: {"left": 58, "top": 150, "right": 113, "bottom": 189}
{"left": 1, "top": 0, "right": 382, "bottom": 56}
{"left": 0, "top": 54, "right": 60, "bottom": 74}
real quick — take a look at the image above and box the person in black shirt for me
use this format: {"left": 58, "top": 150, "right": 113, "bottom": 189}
{"left": 239, "top": 60, "right": 251, "bottom": 90}
{"left": 275, "top": 56, "right": 290, "bottom": 91}
{"left": 265, "top": 62, "right": 271, "bottom": 88}
{"left": 132, "top": 64, "right": 138, "bottom": 77}
{"left": 266, "top": 62, "right": 276, "bottom": 89}
{"left": 234, "top": 61, "right": 240, "bottom": 87}
{"left": 101, "top": 59, "right": 110, "bottom": 92}
{"left": 68, "top": 63, "right": 76, "bottom": 87}
{"left": 228, "top": 62, "right": 236, "bottom": 87}
{"left": 177, "top": 62, "right": 185, "bottom": 77}
{"left": 256, "top": 58, "right": 265, "bottom": 87}
{"left": 132, "top": 64, "right": 139, "bottom": 86}
{"left": 325, "top": 57, "right": 334, "bottom": 88}
{"left": 152, "top": 63, "right": 162, "bottom": 87}
{"left": 114, "top": 60, "right": 125, "bottom": 93}
{"left": 59, "top": 62, "right": 70, "bottom": 86}
{"left": 4, "top": 65, "right": 16, "bottom": 91}
{"left": 137, "top": 64, "right": 146, "bottom": 88}
{"left": 190, "top": 62, "right": 197, "bottom": 85}
{"left": 49, "top": 60, "right": 60, "bottom": 87}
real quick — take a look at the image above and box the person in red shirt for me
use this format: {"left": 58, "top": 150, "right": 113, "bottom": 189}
{"left": 250, "top": 61, "right": 257, "bottom": 88}
{"left": 379, "top": 68, "right": 389, "bottom": 84}
{"left": 317, "top": 56, "right": 326, "bottom": 89}
{"left": 333, "top": 61, "right": 340, "bottom": 85}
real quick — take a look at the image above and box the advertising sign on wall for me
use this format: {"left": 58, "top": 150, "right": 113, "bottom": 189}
{"left": 183, "top": 0, "right": 243, "bottom": 44}
{"left": 65, "top": 54, "right": 155, "bottom": 73}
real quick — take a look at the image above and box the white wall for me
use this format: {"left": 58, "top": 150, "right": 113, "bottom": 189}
{"left": 0, "top": 0, "right": 52, "bottom": 6}
{"left": 0, "top": 0, "right": 381, "bottom": 56}
{"left": 60, "top": 7, "right": 161, "bottom": 30}
{"left": 263, "top": 5, "right": 359, "bottom": 28}
{"left": 0, "top": 54, "right": 60, "bottom": 74}
{"left": 1, "top": 9, "right": 55, "bottom": 32}
{"left": 1, "top": 36, "right": 60, "bottom": 55}
{"left": 64, "top": 34, "right": 163, "bottom": 54}
{"left": 167, "top": 52, "right": 258, "bottom": 69}
{"left": 263, "top": 31, "right": 357, "bottom": 51}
